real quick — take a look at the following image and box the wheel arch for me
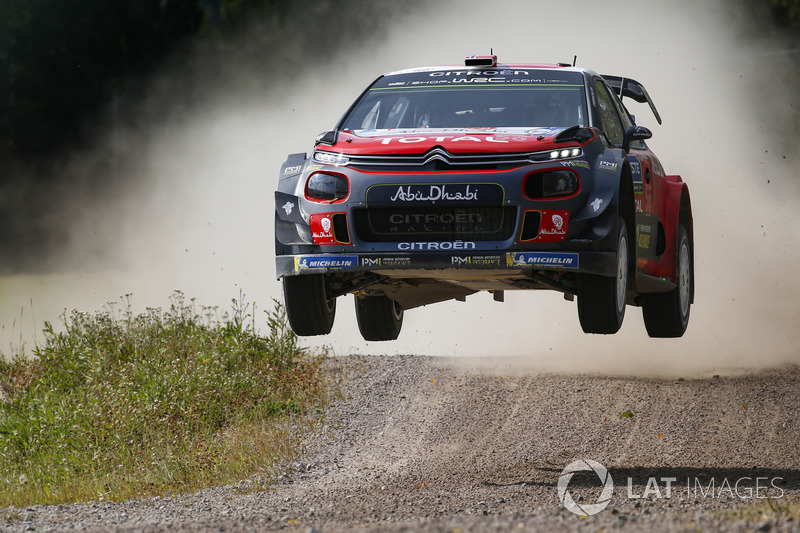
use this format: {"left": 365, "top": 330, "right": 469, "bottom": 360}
{"left": 678, "top": 185, "right": 695, "bottom": 304}
{"left": 663, "top": 179, "right": 694, "bottom": 303}
{"left": 618, "top": 160, "right": 637, "bottom": 286}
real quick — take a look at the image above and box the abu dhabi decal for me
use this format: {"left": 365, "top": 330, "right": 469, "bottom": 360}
{"left": 295, "top": 255, "right": 358, "bottom": 271}
{"left": 507, "top": 252, "right": 579, "bottom": 269}
{"left": 309, "top": 213, "right": 350, "bottom": 246}
{"left": 535, "top": 210, "right": 569, "bottom": 242}
{"left": 367, "top": 182, "right": 504, "bottom": 205}
{"left": 391, "top": 184, "right": 478, "bottom": 202}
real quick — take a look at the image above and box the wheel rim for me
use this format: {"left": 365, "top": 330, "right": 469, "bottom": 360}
{"left": 392, "top": 300, "right": 403, "bottom": 321}
{"left": 616, "top": 232, "right": 628, "bottom": 316}
{"left": 678, "top": 239, "right": 691, "bottom": 318}
{"left": 320, "top": 281, "right": 336, "bottom": 314}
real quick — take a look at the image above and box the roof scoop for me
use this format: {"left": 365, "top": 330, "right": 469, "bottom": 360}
{"left": 465, "top": 54, "right": 497, "bottom": 67}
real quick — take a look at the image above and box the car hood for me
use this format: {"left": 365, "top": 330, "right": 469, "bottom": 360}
{"left": 331, "top": 127, "right": 573, "bottom": 155}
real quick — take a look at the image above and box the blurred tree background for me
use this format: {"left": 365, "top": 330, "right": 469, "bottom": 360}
{"left": 0, "top": 0, "right": 412, "bottom": 169}
{"left": 0, "top": 0, "right": 796, "bottom": 271}
{"left": 0, "top": 0, "right": 418, "bottom": 270}
{"left": 0, "top": 0, "right": 797, "bottom": 172}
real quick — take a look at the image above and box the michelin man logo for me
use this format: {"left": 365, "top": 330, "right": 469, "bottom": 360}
{"left": 557, "top": 459, "right": 614, "bottom": 516}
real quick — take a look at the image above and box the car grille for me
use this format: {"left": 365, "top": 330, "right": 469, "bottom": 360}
{"left": 353, "top": 206, "right": 516, "bottom": 242}
{"left": 347, "top": 147, "right": 549, "bottom": 171}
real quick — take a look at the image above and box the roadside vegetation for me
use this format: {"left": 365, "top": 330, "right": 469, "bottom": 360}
{"left": 0, "top": 292, "right": 327, "bottom": 507}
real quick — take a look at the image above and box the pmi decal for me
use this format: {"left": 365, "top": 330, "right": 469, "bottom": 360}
{"left": 450, "top": 255, "right": 503, "bottom": 266}
{"left": 361, "top": 256, "right": 412, "bottom": 267}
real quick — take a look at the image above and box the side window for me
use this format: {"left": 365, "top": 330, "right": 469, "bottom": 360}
{"left": 607, "top": 90, "right": 645, "bottom": 150}
{"left": 593, "top": 79, "right": 624, "bottom": 146}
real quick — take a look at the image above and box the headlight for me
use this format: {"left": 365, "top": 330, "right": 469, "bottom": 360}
{"left": 524, "top": 169, "right": 579, "bottom": 199}
{"left": 528, "top": 147, "right": 583, "bottom": 163}
{"left": 549, "top": 148, "right": 582, "bottom": 160}
{"left": 313, "top": 151, "right": 350, "bottom": 166}
{"left": 306, "top": 172, "right": 349, "bottom": 202}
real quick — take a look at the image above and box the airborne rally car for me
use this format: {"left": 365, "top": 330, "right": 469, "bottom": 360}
{"left": 275, "top": 56, "right": 693, "bottom": 340}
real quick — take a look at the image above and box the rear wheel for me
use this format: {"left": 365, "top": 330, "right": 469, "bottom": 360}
{"left": 355, "top": 295, "right": 404, "bottom": 341}
{"left": 642, "top": 225, "right": 692, "bottom": 338}
{"left": 282, "top": 274, "right": 336, "bottom": 336}
{"left": 578, "top": 217, "right": 629, "bottom": 334}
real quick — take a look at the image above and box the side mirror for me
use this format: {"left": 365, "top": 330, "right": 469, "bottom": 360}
{"left": 315, "top": 130, "right": 338, "bottom": 146}
{"left": 623, "top": 125, "right": 652, "bottom": 151}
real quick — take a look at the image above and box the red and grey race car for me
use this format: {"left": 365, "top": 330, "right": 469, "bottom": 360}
{"left": 275, "top": 55, "right": 693, "bottom": 340}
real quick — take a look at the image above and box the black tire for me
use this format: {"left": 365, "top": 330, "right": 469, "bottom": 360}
{"left": 355, "top": 295, "right": 404, "bottom": 341}
{"left": 282, "top": 274, "right": 336, "bottom": 336}
{"left": 642, "top": 225, "right": 692, "bottom": 338}
{"left": 577, "top": 217, "right": 629, "bottom": 334}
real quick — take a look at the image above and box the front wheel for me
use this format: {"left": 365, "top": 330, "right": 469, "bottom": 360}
{"left": 577, "top": 217, "right": 629, "bottom": 334}
{"left": 642, "top": 225, "right": 692, "bottom": 338}
{"left": 282, "top": 274, "right": 336, "bottom": 336}
{"left": 355, "top": 295, "right": 404, "bottom": 341}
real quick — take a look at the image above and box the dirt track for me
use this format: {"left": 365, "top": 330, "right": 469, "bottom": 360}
{"left": 5, "top": 355, "right": 800, "bottom": 532}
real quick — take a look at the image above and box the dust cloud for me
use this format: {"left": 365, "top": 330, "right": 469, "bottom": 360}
{"left": 2, "top": 0, "right": 799, "bottom": 377}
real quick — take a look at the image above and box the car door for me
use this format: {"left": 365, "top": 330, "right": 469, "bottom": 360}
{"left": 595, "top": 78, "right": 664, "bottom": 274}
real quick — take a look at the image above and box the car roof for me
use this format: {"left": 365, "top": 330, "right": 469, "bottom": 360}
{"left": 383, "top": 63, "right": 598, "bottom": 77}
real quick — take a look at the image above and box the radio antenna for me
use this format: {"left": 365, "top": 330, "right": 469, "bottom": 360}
{"left": 573, "top": 55, "right": 577, "bottom": 67}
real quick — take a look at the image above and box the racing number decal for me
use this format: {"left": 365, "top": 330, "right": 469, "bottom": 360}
{"left": 629, "top": 154, "right": 644, "bottom": 212}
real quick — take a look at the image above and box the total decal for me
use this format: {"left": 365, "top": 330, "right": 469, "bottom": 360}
{"left": 354, "top": 127, "right": 564, "bottom": 139}
{"left": 507, "top": 251, "right": 579, "bottom": 269}
{"left": 379, "top": 135, "right": 509, "bottom": 145}
{"left": 310, "top": 213, "right": 350, "bottom": 246}
{"left": 295, "top": 255, "right": 358, "bottom": 271}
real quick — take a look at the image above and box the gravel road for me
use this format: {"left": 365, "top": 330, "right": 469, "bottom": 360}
{"left": 3, "top": 354, "right": 799, "bottom": 532}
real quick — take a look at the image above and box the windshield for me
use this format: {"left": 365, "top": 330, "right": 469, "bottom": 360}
{"left": 340, "top": 68, "right": 587, "bottom": 131}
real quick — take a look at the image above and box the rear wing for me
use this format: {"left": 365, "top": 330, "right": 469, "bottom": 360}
{"left": 602, "top": 75, "right": 662, "bottom": 125}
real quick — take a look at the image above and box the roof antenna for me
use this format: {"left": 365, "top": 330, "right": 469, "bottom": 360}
{"left": 572, "top": 55, "right": 577, "bottom": 67}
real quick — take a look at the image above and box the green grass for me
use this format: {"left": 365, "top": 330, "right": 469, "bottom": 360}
{"left": 0, "top": 292, "right": 327, "bottom": 507}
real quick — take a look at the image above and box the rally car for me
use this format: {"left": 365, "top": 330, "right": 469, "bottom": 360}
{"left": 275, "top": 55, "right": 693, "bottom": 340}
